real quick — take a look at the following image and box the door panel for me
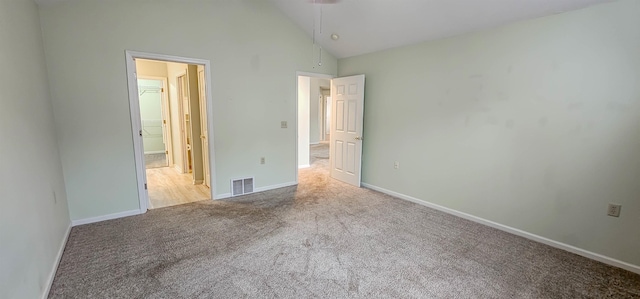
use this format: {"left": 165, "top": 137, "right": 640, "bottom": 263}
{"left": 198, "top": 67, "right": 211, "bottom": 188}
{"left": 347, "top": 100, "right": 357, "bottom": 133}
{"left": 346, "top": 143, "right": 356, "bottom": 174}
{"left": 330, "top": 75, "right": 365, "bottom": 187}
{"left": 335, "top": 100, "right": 344, "bottom": 131}
{"left": 177, "top": 75, "right": 192, "bottom": 173}
{"left": 335, "top": 141, "right": 343, "bottom": 171}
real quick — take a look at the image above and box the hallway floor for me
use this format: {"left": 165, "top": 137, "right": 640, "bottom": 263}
{"left": 146, "top": 167, "right": 210, "bottom": 209}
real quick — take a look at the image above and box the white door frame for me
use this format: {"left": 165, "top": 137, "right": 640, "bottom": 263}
{"left": 125, "top": 50, "right": 217, "bottom": 212}
{"left": 319, "top": 91, "right": 327, "bottom": 142}
{"left": 295, "top": 71, "right": 334, "bottom": 184}
{"left": 137, "top": 75, "right": 173, "bottom": 167}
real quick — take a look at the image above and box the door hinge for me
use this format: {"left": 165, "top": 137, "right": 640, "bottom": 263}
{"left": 144, "top": 183, "right": 147, "bottom": 190}
{"left": 165, "top": 150, "right": 168, "bottom": 154}
{"left": 161, "top": 87, "right": 164, "bottom": 92}
{"left": 139, "top": 129, "right": 142, "bottom": 136}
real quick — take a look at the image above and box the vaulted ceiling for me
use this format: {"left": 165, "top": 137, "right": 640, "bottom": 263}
{"left": 34, "top": 0, "right": 613, "bottom": 59}
{"left": 268, "top": 0, "right": 613, "bottom": 58}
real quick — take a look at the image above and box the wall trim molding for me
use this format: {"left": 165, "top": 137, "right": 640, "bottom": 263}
{"left": 215, "top": 181, "right": 298, "bottom": 200}
{"left": 254, "top": 181, "right": 297, "bottom": 193}
{"left": 216, "top": 193, "right": 231, "bottom": 199}
{"left": 42, "top": 223, "right": 71, "bottom": 299}
{"left": 298, "top": 165, "right": 310, "bottom": 169}
{"left": 362, "top": 183, "right": 640, "bottom": 275}
{"left": 143, "top": 150, "right": 165, "bottom": 154}
{"left": 71, "top": 209, "right": 144, "bottom": 227}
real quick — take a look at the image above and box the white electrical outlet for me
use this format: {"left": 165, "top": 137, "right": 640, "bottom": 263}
{"left": 394, "top": 161, "right": 400, "bottom": 169}
{"left": 607, "top": 203, "right": 621, "bottom": 217}
{"left": 260, "top": 157, "right": 265, "bottom": 164}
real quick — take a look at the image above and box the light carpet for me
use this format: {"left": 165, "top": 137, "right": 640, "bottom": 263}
{"left": 49, "top": 144, "right": 640, "bottom": 298}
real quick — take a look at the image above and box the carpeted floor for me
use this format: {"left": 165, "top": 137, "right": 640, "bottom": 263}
{"left": 310, "top": 142, "right": 330, "bottom": 166}
{"left": 49, "top": 144, "right": 640, "bottom": 298}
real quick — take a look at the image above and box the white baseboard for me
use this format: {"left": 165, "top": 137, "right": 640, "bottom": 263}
{"left": 42, "top": 223, "right": 71, "bottom": 299}
{"left": 362, "top": 183, "right": 640, "bottom": 275}
{"left": 215, "top": 193, "right": 231, "bottom": 199}
{"left": 214, "top": 181, "right": 298, "bottom": 200}
{"left": 193, "top": 180, "right": 204, "bottom": 185}
{"left": 173, "top": 164, "right": 183, "bottom": 173}
{"left": 254, "top": 181, "right": 297, "bottom": 193}
{"left": 309, "top": 142, "right": 320, "bottom": 145}
{"left": 144, "top": 151, "right": 165, "bottom": 154}
{"left": 298, "top": 164, "right": 310, "bottom": 169}
{"left": 71, "top": 209, "right": 144, "bottom": 226}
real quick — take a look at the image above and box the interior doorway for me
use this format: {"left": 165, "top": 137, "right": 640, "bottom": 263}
{"left": 296, "top": 73, "right": 333, "bottom": 179}
{"left": 126, "top": 51, "right": 216, "bottom": 211}
{"left": 138, "top": 77, "right": 172, "bottom": 169}
{"left": 296, "top": 72, "right": 366, "bottom": 187}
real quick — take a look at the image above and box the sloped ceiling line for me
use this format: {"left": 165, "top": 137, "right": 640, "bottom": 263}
{"left": 268, "top": 0, "right": 612, "bottom": 59}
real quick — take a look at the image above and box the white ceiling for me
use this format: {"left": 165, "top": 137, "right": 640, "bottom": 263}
{"left": 269, "top": 0, "right": 613, "bottom": 59}
{"left": 35, "top": 0, "right": 613, "bottom": 58}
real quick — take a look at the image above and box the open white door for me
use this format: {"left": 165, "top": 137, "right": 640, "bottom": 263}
{"left": 330, "top": 75, "right": 365, "bottom": 187}
{"left": 197, "top": 66, "right": 211, "bottom": 188}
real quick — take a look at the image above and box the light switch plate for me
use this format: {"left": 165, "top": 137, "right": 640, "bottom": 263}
{"left": 281, "top": 121, "right": 288, "bottom": 128}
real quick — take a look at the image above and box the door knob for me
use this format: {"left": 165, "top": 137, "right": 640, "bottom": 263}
{"left": 355, "top": 136, "right": 362, "bottom": 140}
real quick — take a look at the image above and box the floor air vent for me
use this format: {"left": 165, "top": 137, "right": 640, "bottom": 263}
{"left": 231, "top": 177, "right": 254, "bottom": 196}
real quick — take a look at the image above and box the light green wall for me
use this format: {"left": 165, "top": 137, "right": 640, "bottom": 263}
{"left": 339, "top": 0, "right": 640, "bottom": 266}
{"left": 39, "top": 0, "right": 337, "bottom": 221}
{"left": 0, "top": 0, "right": 70, "bottom": 298}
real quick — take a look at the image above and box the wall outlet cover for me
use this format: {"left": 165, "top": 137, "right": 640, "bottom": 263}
{"left": 607, "top": 203, "right": 622, "bottom": 217}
